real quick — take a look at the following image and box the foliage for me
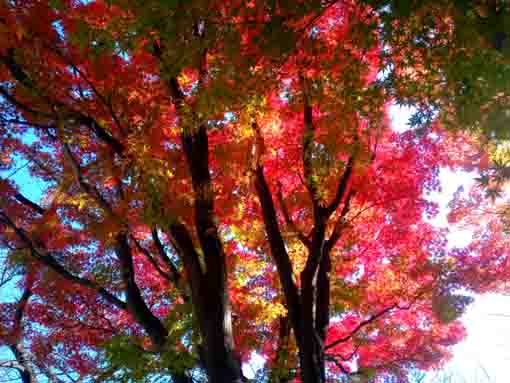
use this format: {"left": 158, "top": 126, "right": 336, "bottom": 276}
{"left": 0, "top": 1, "right": 508, "bottom": 383}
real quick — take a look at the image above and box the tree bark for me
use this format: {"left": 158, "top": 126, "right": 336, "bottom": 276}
{"left": 180, "top": 125, "right": 243, "bottom": 383}
{"left": 255, "top": 163, "right": 326, "bottom": 383}
{"left": 254, "top": 129, "right": 354, "bottom": 383}
{"left": 164, "top": 74, "right": 243, "bottom": 383}
{"left": 8, "top": 344, "right": 37, "bottom": 383}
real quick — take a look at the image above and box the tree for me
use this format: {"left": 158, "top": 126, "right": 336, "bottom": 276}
{"left": 0, "top": 1, "right": 506, "bottom": 383}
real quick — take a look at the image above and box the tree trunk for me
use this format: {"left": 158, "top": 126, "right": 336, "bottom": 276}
{"left": 298, "top": 287, "right": 326, "bottom": 383}
{"left": 197, "top": 271, "right": 243, "bottom": 383}
{"left": 201, "top": 313, "right": 243, "bottom": 383}
{"left": 165, "top": 75, "right": 243, "bottom": 382}
{"left": 299, "top": 346, "right": 324, "bottom": 383}
{"left": 9, "top": 344, "right": 37, "bottom": 383}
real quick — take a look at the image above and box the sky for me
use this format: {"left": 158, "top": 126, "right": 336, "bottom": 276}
{"left": 433, "top": 294, "right": 510, "bottom": 383}
{"left": 390, "top": 106, "right": 510, "bottom": 383}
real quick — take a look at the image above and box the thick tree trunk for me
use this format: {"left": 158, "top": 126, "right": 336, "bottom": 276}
{"left": 169, "top": 220, "right": 243, "bottom": 383}
{"left": 298, "top": 287, "right": 327, "bottom": 383}
{"left": 201, "top": 305, "right": 243, "bottom": 383}
{"left": 296, "top": 252, "right": 332, "bottom": 383}
{"left": 164, "top": 73, "right": 242, "bottom": 383}
{"left": 187, "top": 272, "right": 242, "bottom": 383}
{"left": 298, "top": 346, "right": 324, "bottom": 383}
{"left": 193, "top": 232, "right": 243, "bottom": 383}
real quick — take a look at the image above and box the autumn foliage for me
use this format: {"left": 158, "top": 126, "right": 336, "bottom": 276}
{"left": 0, "top": 1, "right": 508, "bottom": 383}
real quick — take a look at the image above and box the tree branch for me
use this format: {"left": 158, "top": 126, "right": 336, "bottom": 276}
{"left": 252, "top": 121, "right": 302, "bottom": 336}
{"left": 2, "top": 283, "right": 37, "bottom": 383}
{"left": 0, "top": 49, "right": 124, "bottom": 156}
{"left": 13, "top": 193, "right": 45, "bottom": 215}
{"left": 254, "top": 164, "right": 302, "bottom": 333}
{"left": 13, "top": 288, "right": 32, "bottom": 328}
{"left": 324, "top": 156, "right": 355, "bottom": 218}
{"left": 131, "top": 235, "right": 173, "bottom": 282}
{"left": 163, "top": 72, "right": 242, "bottom": 382}
{"left": 151, "top": 229, "right": 183, "bottom": 288}
{"left": 276, "top": 182, "right": 311, "bottom": 249}
{"left": 0, "top": 50, "right": 34, "bottom": 89}
{"left": 325, "top": 304, "right": 402, "bottom": 351}
{"left": 61, "top": 142, "right": 115, "bottom": 217}
{"left": 63, "top": 57, "right": 125, "bottom": 136}
{"left": 0, "top": 86, "right": 52, "bottom": 119}
{"left": 300, "top": 74, "right": 319, "bottom": 206}
{"left": 115, "top": 232, "right": 168, "bottom": 349}
{"left": 73, "top": 114, "right": 125, "bottom": 156}
{"left": 326, "top": 344, "right": 360, "bottom": 362}
{"left": 0, "top": 211, "right": 127, "bottom": 311}
{"left": 323, "top": 190, "right": 354, "bottom": 255}
{"left": 0, "top": 359, "right": 24, "bottom": 370}
{"left": 324, "top": 354, "right": 351, "bottom": 375}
